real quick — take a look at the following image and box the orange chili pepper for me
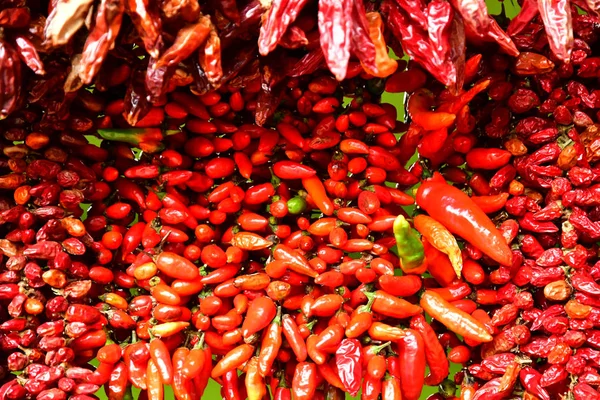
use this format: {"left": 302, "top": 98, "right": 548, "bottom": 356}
{"left": 211, "top": 343, "right": 255, "bottom": 379}
{"left": 362, "top": 12, "right": 398, "bottom": 78}
{"left": 414, "top": 214, "right": 463, "bottom": 278}
{"left": 302, "top": 176, "right": 334, "bottom": 216}
{"left": 420, "top": 291, "right": 493, "bottom": 343}
{"left": 230, "top": 232, "right": 273, "bottom": 250}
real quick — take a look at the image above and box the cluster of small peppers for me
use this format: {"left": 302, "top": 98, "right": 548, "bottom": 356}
{"left": 400, "top": 6, "right": 600, "bottom": 400}
{"left": 0, "top": 0, "right": 585, "bottom": 125}
{"left": 0, "top": 1, "right": 600, "bottom": 400}
{"left": 0, "top": 48, "right": 489, "bottom": 399}
{"left": 0, "top": 27, "right": 555, "bottom": 397}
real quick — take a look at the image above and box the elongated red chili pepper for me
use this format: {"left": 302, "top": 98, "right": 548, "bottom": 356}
{"left": 416, "top": 174, "right": 512, "bottom": 266}
{"left": 258, "top": 0, "right": 309, "bottom": 56}
{"left": 222, "top": 369, "right": 241, "bottom": 400}
{"left": 181, "top": 340, "right": 206, "bottom": 379}
{"left": 537, "top": 0, "right": 573, "bottom": 62}
{"left": 172, "top": 347, "right": 196, "bottom": 400}
{"left": 410, "top": 315, "right": 449, "bottom": 385}
{"left": 471, "top": 193, "right": 509, "bottom": 214}
{"left": 408, "top": 90, "right": 456, "bottom": 131}
{"left": 369, "top": 290, "right": 423, "bottom": 319}
{"left": 282, "top": 314, "right": 307, "bottom": 362}
{"left": 258, "top": 308, "right": 282, "bottom": 376}
{"left": 466, "top": 148, "right": 512, "bottom": 170}
{"left": 155, "top": 252, "right": 199, "bottom": 280}
{"left": 107, "top": 362, "right": 129, "bottom": 400}
{"left": 316, "top": 360, "right": 345, "bottom": 390}
{"left": 149, "top": 338, "right": 173, "bottom": 384}
{"left": 115, "top": 178, "right": 146, "bottom": 209}
{"left": 398, "top": 329, "right": 426, "bottom": 400}
{"left": 211, "top": 343, "right": 254, "bottom": 378}
{"left": 273, "top": 161, "right": 316, "bottom": 180}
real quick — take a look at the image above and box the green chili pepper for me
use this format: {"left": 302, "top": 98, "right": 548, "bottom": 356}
{"left": 393, "top": 215, "right": 425, "bottom": 270}
{"left": 287, "top": 197, "right": 308, "bottom": 215}
{"left": 97, "top": 128, "right": 179, "bottom": 153}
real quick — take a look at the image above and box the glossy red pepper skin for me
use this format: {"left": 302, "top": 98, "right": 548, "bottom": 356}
{"left": 465, "top": 148, "right": 512, "bottom": 170}
{"left": 292, "top": 362, "right": 317, "bottom": 400}
{"left": 123, "top": 342, "right": 149, "bottom": 390}
{"left": 397, "top": 329, "right": 426, "bottom": 400}
{"left": 410, "top": 315, "right": 449, "bottom": 385}
{"left": 273, "top": 161, "right": 316, "bottom": 179}
{"left": 282, "top": 314, "right": 307, "bottom": 362}
{"left": 107, "top": 362, "right": 128, "bottom": 400}
{"left": 335, "top": 338, "right": 363, "bottom": 396}
{"left": 172, "top": 347, "right": 196, "bottom": 400}
{"left": 149, "top": 338, "right": 174, "bottom": 384}
{"left": 416, "top": 174, "right": 512, "bottom": 266}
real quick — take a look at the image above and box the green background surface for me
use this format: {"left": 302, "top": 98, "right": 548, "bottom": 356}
{"left": 90, "top": 0, "right": 519, "bottom": 397}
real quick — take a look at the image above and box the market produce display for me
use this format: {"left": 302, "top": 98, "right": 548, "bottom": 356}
{"left": 0, "top": 0, "right": 599, "bottom": 399}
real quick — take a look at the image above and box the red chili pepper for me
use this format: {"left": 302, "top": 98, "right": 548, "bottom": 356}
{"left": 273, "top": 161, "right": 316, "bottom": 180}
{"left": 282, "top": 314, "right": 307, "bottom": 362}
{"left": 423, "top": 239, "right": 457, "bottom": 287}
{"left": 146, "top": 359, "right": 163, "bottom": 400}
{"left": 211, "top": 343, "right": 254, "bottom": 379}
{"left": 335, "top": 338, "right": 363, "bottom": 396}
{"left": 155, "top": 252, "right": 200, "bottom": 281}
{"left": 273, "top": 244, "right": 318, "bottom": 278}
{"left": 397, "top": 329, "right": 426, "bottom": 400}
{"left": 428, "top": 281, "right": 472, "bottom": 302}
{"left": 416, "top": 174, "right": 513, "bottom": 266}
{"left": 173, "top": 347, "right": 196, "bottom": 400}
{"left": 369, "top": 290, "right": 423, "bottom": 319}
{"left": 241, "top": 296, "right": 277, "bottom": 340}
{"left": 316, "top": 360, "right": 345, "bottom": 390}
{"left": 315, "top": 324, "right": 345, "bottom": 352}
{"left": 148, "top": 338, "right": 174, "bottom": 384}
{"left": 107, "top": 362, "right": 129, "bottom": 400}
{"left": 292, "top": 362, "right": 317, "bottom": 400}
{"left": 519, "top": 367, "right": 551, "bottom": 400}
{"left": 471, "top": 193, "right": 510, "bottom": 214}
{"left": 410, "top": 314, "right": 449, "bottom": 385}
{"left": 181, "top": 341, "right": 206, "bottom": 380}
{"left": 114, "top": 178, "right": 146, "bottom": 209}
{"left": 123, "top": 342, "right": 149, "bottom": 390}
{"left": 407, "top": 89, "right": 456, "bottom": 131}
{"left": 258, "top": 308, "right": 282, "bottom": 376}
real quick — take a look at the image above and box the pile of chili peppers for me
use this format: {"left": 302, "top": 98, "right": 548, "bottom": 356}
{"left": 0, "top": 0, "right": 600, "bottom": 399}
